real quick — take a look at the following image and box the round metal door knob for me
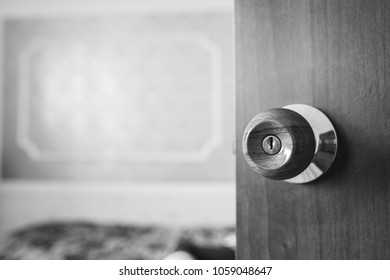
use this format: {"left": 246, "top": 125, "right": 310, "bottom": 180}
{"left": 242, "top": 104, "right": 337, "bottom": 183}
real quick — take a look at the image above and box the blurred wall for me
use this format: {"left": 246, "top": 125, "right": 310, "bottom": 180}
{"left": 0, "top": 0, "right": 234, "bottom": 236}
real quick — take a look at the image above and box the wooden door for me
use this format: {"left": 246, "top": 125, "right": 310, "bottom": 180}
{"left": 236, "top": 0, "right": 390, "bottom": 259}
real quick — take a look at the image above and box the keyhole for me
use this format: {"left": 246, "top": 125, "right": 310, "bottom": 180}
{"left": 262, "top": 135, "right": 281, "bottom": 155}
{"left": 268, "top": 137, "right": 274, "bottom": 150}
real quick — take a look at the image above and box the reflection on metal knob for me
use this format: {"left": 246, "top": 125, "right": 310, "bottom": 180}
{"left": 242, "top": 104, "right": 337, "bottom": 184}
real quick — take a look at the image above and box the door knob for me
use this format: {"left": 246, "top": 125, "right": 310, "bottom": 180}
{"left": 242, "top": 104, "right": 337, "bottom": 183}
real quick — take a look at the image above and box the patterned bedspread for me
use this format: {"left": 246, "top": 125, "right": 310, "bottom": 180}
{"left": 0, "top": 222, "right": 234, "bottom": 260}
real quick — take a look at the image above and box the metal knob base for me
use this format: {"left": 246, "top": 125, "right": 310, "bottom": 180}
{"left": 283, "top": 104, "right": 337, "bottom": 183}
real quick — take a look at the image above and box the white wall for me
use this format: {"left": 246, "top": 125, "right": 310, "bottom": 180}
{"left": 0, "top": 182, "right": 235, "bottom": 236}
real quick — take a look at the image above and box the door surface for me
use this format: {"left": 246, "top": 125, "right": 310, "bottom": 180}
{"left": 236, "top": 0, "right": 390, "bottom": 259}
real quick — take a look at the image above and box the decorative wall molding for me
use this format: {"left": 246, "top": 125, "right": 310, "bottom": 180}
{"left": 16, "top": 33, "right": 223, "bottom": 162}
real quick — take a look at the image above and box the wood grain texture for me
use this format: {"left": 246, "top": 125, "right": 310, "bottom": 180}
{"left": 236, "top": 0, "right": 390, "bottom": 259}
{"left": 242, "top": 108, "right": 315, "bottom": 180}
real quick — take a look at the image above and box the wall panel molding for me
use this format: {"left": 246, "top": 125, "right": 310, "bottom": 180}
{"left": 16, "top": 33, "right": 222, "bottom": 162}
